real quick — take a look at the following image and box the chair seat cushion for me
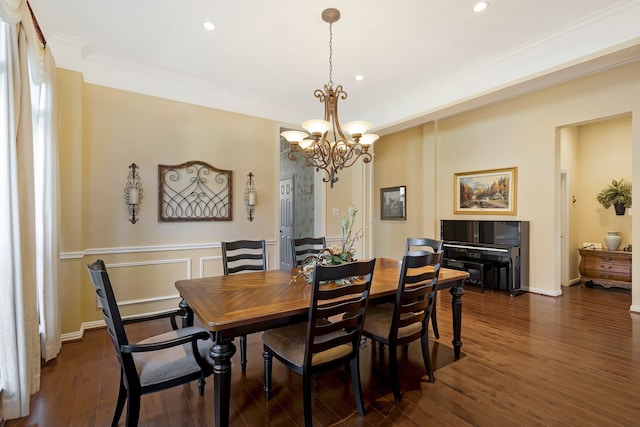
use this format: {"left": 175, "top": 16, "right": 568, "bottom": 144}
{"left": 133, "top": 326, "right": 212, "bottom": 387}
{"left": 363, "top": 303, "right": 423, "bottom": 341}
{"left": 262, "top": 322, "right": 352, "bottom": 368}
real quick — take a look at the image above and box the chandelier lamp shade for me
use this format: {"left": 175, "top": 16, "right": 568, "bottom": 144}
{"left": 280, "top": 8, "right": 379, "bottom": 188}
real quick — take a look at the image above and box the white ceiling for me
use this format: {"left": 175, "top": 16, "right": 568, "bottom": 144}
{"left": 28, "top": 0, "right": 640, "bottom": 134}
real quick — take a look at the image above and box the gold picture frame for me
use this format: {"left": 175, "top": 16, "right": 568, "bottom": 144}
{"left": 454, "top": 167, "right": 517, "bottom": 215}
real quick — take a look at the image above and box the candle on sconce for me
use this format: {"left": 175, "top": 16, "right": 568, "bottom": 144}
{"left": 248, "top": 191, "right": 256, "bottom": 206}
{"left": 128, "top": 187, "right": 139, "bottom": 204}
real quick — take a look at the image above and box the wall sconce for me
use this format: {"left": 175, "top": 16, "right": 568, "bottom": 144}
{"left": 244, "top": 172, "right": 256, "bottom": 221}
{"left": 124, "top": 163, "right": 143, "bottom": 224}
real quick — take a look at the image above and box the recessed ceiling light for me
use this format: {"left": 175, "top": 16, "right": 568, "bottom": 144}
{"left": 473, "top": 1, "right": 489, "bottom": 12}
{"left": 355, "top": 75, "right": 364, "bottom": 81}
{"left": 203, "top": 21, "right": 215, "bottom": 31}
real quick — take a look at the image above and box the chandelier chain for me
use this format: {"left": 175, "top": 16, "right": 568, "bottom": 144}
{"left": 328, "top": 22, "right": 333, "bottom": 88}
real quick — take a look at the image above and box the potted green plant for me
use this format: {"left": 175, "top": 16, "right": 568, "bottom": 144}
{"left": 596, "top": 178, "right": 632, "bottom": 215}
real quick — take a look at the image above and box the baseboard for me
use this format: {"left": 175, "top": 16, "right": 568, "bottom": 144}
{"left": 630, "top": 304, "right": 640, "bottom": 314}
{"left": 562, "top": 278, "right": 581, "bottom": 286}
{"left": 526, "top": 287, "right": 563, "bottom": 297}
{"left": 61, "top": 320, "right": 104, "bottom": 342}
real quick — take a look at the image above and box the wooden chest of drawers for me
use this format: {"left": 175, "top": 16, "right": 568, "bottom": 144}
{"left": 578, "top": 248, "right": 632, "bottom": 289}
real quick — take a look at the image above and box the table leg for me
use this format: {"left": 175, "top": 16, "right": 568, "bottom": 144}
{"left": 179, "top": 298, "right": 194, "bottom": 327}
{"left": 430, "top": 292, "right": 440, "bottom": 339}
{"left": 210, "top": 338, "right": 236, "bottom": 427}
{"left": 449, "top": 280, "right": 464, "bottom": 359}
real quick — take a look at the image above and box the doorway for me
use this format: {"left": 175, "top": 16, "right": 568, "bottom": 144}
{"left": 278, "top": 133, "right": 318, "bottom": 268}
{"left": 279, "top": 178, "right": 294, "bottom": 269}
{"left": 558, "top": 114, "right": 632, "bottom": 290}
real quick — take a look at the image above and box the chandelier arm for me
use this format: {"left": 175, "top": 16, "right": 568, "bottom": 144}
{"left": 287, "top": 150, "right": 300, "bottom": 162}
{"left": 331, "top": 142, "right": 360, "bottom": 170}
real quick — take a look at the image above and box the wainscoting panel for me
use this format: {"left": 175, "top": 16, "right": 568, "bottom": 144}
{"left": 102, "top": 258, "right": 190, "bottom": 308}
{"left": 200, "top": 255, "right": 223, "bottom": 278}
{"left": 62, "top": 240, "right": 279, "bottom": 339}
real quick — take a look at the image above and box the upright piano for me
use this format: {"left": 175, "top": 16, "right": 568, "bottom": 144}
{"left": 440, "top": 220, "right": 529, "bottom": 296}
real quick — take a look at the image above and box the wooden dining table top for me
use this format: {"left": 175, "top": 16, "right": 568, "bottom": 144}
{"left": 175, "top": 258, "right": 469, "bottom": 333}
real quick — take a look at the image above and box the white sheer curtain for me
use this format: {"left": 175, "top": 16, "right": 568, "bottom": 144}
{"left": 32, "top": 42, "right": 61, "bottom": 363}
{"left": 0, "top": 0, "right": 60, "bottom": 419}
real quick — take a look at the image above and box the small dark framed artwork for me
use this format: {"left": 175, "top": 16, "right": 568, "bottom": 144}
{"left": 380, "top": 186, "right": 406, "bottom": 220}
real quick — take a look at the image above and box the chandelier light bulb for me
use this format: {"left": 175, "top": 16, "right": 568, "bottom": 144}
{"left": 280, "top": 130, "right": 309, "bottom": 143}
{"left": 359, "top": 134, "right": 379, "bottom": 146}
{"left": 342, "top": 121, "right": 372, "bottom": 136}
{"left": 302, "top": 119, "right": 332, "bottom": 136}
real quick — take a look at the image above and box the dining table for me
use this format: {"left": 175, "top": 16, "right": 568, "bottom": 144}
{"left": 175, "top": 257, "right": 469, "bottom": 427}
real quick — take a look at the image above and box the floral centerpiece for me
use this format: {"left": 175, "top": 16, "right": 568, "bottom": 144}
{"left": 294, "top": 206, "right": 364, "bottom": 284}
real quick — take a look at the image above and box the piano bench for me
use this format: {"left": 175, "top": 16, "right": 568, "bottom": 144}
{"left": 443, "top": 258, "right": 495, "bottom": 293}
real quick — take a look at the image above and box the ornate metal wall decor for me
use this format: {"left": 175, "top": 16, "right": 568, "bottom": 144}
{"left": 244, "top": 172, "right": 256, "bottom": 221}
{"left": 125, "top": 162, "right": 143, "bottom": 224}
{"left": 158, "top": 160, "right": 232, "bottom": 222}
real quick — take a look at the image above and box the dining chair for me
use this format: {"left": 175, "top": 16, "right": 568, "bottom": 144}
{"left": 221, "top": 239, "right": 267, "bottom": 372}
{"left": 291, "top": 236, "right": 326, "bottom": 266}
{"left": 406, "top": 237, "right": 444, "bottom": 339}
{"left": 362, "top": 252, "right": 442, "bottom": 402}
{"left": 406, "top": 237, "right": 443, "bottom": 256}
{"left": 262, "top": 259, "right": 377, "bottom": 427}
{"left": 86, "top": 260, "right": 213, "bottom": 427}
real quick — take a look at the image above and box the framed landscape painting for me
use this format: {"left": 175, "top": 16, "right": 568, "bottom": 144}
{"left": 454, "top": 167, "right": 517, "bottom": 215}
{"left": 380, "top": 186, "right": 406, "bottom": 220}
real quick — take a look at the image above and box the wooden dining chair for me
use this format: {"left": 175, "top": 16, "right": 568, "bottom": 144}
{"left": 406, "top": 237, "right": 444, "bottom": 339}
{"left": 262, "top": 259, "right": 377, "bottom": 427}
{"left": 362, "top": 252, "right": 442, "bottom": 402}
{"left": 291, "top": 236, "right": 326, "bottom": 266}
{"left": 406, "top": 237, "right": 443, "bottom": 256}
{"left": 221, "top": 239, "right": 267, "bottom": 372}
{"left": 86, "top": 260, "right": 213, "bottom": 427}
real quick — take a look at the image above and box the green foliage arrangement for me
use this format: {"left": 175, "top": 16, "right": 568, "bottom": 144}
{"left": 596, "top": 179, "right": 632, "bottom": 209}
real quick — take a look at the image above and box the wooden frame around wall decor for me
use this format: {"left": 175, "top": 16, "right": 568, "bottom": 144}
{"left": 380, "top": 186, "right": 406, "bottom": 220}
{"left": 454, "top": 167, "right": 517, "bottom": 215}
{"left": 158, "top": 160, "right": 232, "bottom": 222}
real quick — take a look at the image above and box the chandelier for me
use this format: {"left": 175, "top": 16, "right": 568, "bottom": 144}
{"left": 280, "top": 8, "right": 379, "bottom": 188}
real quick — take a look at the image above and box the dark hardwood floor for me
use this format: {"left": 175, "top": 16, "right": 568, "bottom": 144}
{"left": 7, "top": 284, "right": 640, "bottom": 426}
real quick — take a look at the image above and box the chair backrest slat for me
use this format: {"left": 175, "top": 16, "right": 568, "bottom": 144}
{"left": 405, "top": 237, "right": 443, "bottom": 256}
{"left": 291, "top": 237, "right": 326, "bottom": 266}
{"left": 221, "top": 240, "right": 267, "bottom": 275}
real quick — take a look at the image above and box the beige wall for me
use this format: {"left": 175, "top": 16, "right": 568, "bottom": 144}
{"left": 373, "top": 125, "right": 438, "bottom": 259}
{"left": 374, "top": 60, "right": 640, "bottom": 302}
{"left": 58, "top": 70, "right": 282, "bottom": 337}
